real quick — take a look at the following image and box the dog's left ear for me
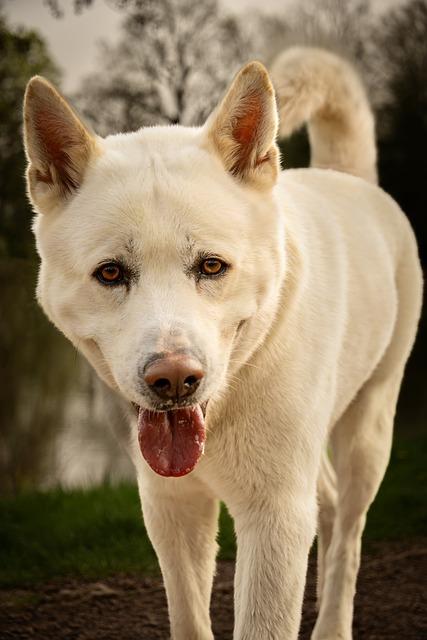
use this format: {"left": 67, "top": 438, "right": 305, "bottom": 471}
{"left": 205, "top": 61, "right": 280, "bottom": 189}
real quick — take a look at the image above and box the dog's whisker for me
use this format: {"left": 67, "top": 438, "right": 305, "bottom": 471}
{"left": 229, "top": 359, "right": 264, "bottom": 371}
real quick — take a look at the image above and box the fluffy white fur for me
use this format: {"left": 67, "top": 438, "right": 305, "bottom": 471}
{"left": 271, "top": 47, "right": 378, "bottom": 184}
{"left": 24, "top": 47, "right": 422, "bottom": 639}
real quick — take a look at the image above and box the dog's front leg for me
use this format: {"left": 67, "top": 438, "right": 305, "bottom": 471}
{"left": 232, "top": 495, "right": 317, "bottom": 640}
{"left": 137, "top": 470, "right": 218, "bottom": 640}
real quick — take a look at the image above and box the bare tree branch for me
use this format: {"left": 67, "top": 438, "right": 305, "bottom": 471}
{"left": 74, "top": 0, "right": 251, "bottom": 134}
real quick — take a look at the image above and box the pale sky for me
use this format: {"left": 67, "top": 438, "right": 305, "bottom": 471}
{"left": 4, "top": 0, "right": 404, "bottom": 92}
{"left": 5, "top": 0, "right": 123, "bottom": 90}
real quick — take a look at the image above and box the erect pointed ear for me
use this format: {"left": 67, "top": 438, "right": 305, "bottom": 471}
{"left": 205, "top": 61, "right": 280, "bottom": 189}
{"left": 23, "top": 76, "right": 100, "bottom": 214}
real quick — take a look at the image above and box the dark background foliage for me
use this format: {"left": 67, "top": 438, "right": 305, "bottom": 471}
{"left": 0, "top": 14, "right": 60, "bottom": 258}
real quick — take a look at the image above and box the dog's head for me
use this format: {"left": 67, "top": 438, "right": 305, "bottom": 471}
{"left": 23, "top": 63, "right": 286, "bottom": 476}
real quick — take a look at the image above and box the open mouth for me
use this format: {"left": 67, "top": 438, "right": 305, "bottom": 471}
{"left": 136, "top": 403, "right": 207, "bottom": 477}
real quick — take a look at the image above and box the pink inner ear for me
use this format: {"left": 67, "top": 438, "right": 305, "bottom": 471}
{"left": 230, "top": 93, "right": 264, "bottom": 176}
{"left": 233, "top": 96, "right": 262, "bottom": 145}
{"left": 34, "top": 109, "right": 81, "bottom": 194}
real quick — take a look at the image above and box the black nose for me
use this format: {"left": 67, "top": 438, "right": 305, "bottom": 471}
{"left": 144, "top": 355, "right": 204, "bottom": 401}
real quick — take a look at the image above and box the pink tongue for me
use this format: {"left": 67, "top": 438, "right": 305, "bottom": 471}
{"left": 137, "top": 406, "right": 206, "bottom": 477}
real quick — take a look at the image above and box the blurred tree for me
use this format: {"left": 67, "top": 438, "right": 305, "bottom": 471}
{"left": 44, "top": 0, "right": 93, "bottom": 17}
{"left": 372, "top": 0, "right": 427, "bottom": 266}
{"left": 74, "top": 0, "right": 250, "bottom": 134}
{"left": 261, "top": 0, "right": 371, "bottom": 171}
{"left": 0, "top": 12, "right": 60, "bottom": 258}
{"left": 269, "top": 0, "right": 370, "bottom": 63}
{"left": 0, "top": 11, "right": 69, "bottom": 493}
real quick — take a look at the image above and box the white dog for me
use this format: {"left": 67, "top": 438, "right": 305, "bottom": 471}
{"left": 23, "top": 47, "right": 422, "bottom": 639}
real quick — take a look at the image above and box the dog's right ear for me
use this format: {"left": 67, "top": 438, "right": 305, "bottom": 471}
{"left": 205, "top": 61, "right": 280, "bottom": 190}
{"left": 23, "top": 76, "right": 100, "bottom": 214}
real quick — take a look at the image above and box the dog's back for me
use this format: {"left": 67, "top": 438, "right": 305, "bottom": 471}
{"left": 271, "top": 47, "right": 422, "bottom": 639}
{"left": 270, "top": 47, "right": 422, "bottom": 422}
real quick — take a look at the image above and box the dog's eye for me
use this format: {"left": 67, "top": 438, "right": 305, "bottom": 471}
{"left": 199, "top": 258, "right": 227, "bottom": 277}
{"left": 94, "top": 262, "right": 125, "bottom": 286}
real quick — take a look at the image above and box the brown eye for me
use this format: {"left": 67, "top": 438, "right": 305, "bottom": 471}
{"left": 200, "top": 258, "right": 227, "bottom": 277}
{"left": 95, "top": 262, "right": 124, "bottom": 285}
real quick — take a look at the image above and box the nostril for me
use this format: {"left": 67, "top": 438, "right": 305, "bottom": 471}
{"left": 184, "top": 375, "right": 199, "bottom": 388}
{"left": 152, "top": 377, "right": 171, "bottom": 391}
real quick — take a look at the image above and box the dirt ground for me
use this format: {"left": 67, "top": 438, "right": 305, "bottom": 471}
{"left": 1, "top": 540, "right": 426, "bottom": 639}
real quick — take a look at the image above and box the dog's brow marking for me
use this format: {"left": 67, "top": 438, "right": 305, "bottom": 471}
{"left": 124, "top": 238, "right": 136, "bottom": 256}
{"left": 184, "top": 234, "right": 196, "bottom": 256}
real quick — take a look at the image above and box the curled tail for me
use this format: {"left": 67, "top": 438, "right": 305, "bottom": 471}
{"left": 270, "top": 47, "right": 377, "bottom": 184}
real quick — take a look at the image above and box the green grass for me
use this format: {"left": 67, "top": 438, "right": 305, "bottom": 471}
{"left": 0, "top": 483, "right": 157, "bottom": 586}
{"left": 0, "top": 434, "right": 425, "bottom": 587}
